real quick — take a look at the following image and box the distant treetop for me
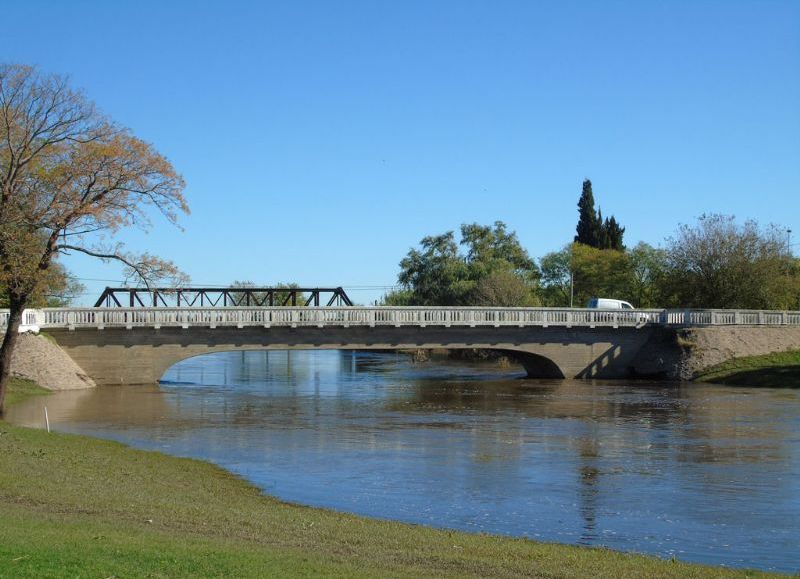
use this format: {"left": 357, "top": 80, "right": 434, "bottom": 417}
{"left": 574, "top": 179, "right": 625, "bottom": 250}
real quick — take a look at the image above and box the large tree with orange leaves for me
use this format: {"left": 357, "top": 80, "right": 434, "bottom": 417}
{"left": 0, "top": 64, "right": 189, "bottom": 414}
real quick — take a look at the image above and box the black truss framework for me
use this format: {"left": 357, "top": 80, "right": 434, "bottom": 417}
{"left": 93, "top": 287, "right": 354, "bottom": 308}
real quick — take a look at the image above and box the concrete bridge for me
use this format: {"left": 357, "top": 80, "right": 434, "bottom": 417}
{"left": 6, "top": 306, "right": 800, "bottom": 384}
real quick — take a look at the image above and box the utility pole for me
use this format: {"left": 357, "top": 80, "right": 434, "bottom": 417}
{"left": 570, "top": 270, "right": 574, "bottom": 308}
{"left": 787, "top": 228, "right": 792, "bottom": 307}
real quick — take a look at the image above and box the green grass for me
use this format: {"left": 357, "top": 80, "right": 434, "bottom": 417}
{"left": 696, "top": 350, "right": 800, "bottom": 387}
{"left": 0, "top": 381, "right": 785, "bottom": 578}
{"left": 3, "top": 377, "right": 51, "bottom": 407}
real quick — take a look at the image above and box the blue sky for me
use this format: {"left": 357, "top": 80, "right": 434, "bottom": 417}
{"left": 3, "top": 0, "right": 799, "bottom": 305}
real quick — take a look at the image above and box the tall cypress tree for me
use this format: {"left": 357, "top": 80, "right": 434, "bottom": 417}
{"left": 605, "top": 216, "right": 625, "bottom": 250}
{"left": 597, "top": 208, "right": 610, "bottom": 249}
{"left": 574, "top": 179, "right": 600, "bottom": 246}
{"left": 574, "top": 179, "right": 626, "bottom": 250}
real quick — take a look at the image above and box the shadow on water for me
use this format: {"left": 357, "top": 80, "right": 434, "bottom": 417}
{"left": 703, "top": 366, "right": 800, "bottom": 388}
{"left": 6, "top": 350, "right": 800, "bottom": 573}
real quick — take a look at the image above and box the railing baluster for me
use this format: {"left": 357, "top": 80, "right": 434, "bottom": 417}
{"left": 2, "top": 306, "right": 797, "bottom": 332}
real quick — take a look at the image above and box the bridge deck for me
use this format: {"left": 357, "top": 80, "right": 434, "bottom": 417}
{"left": 4, "top": 307, "right": 800, "bottom": 331}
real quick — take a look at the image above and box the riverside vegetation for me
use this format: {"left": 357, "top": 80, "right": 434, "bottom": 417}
{"left": 383, "top": 186, "right": 800, "bottom": 312}
{"left": 0, "top": 378, "right": 785, "bottom": 579}
{"left": 696, "top": 350, "right": 800, "bottom": 387}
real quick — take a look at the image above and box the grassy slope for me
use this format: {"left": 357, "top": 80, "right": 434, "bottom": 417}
{"left": 3, "top": 377, "right": 51, "bottom": 406}
{"left": 696, "top": 350, "right": 800, "bottom": 387}
{"left": 0, "top": 379, "right": 782, "bottom": 578}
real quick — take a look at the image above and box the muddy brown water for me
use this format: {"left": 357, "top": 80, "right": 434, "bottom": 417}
{"left": 7, "top": 350, "right": 799, "bottom": 573}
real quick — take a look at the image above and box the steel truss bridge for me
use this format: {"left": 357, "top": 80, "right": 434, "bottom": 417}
{"left": 93, "top": 286, "right": 354, "bottom": 308}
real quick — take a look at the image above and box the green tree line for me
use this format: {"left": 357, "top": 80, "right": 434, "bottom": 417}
{"left": 384, "top": 192, "right": 799, "bottom": 310}
{"left": 383, "top": 222, "right": 540, "bottom": 307}
{"left": 3, "top": 174, "right": 797, "bottom": 313}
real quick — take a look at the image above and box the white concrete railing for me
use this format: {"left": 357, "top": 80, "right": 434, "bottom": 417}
{"left": 2, "top": 307, "right": 800, "bottom": 332}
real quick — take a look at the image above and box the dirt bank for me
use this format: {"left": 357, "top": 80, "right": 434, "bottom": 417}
{"left": 9, "top": 332, "right": 95, "bottom": 390}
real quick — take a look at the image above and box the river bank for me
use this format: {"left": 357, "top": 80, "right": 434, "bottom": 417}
{"left": 0, "top": 378, "right": 782, "bottom": 578}
{"left": 695, "top": 350, "right": 800, "bottom": 387}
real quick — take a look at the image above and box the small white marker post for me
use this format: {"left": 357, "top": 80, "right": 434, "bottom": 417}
{"left": 44, "top": 406, "right": 50, "bottom": 433}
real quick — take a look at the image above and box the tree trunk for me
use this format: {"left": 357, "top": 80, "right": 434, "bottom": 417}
{"left": 0, "top": 296, "right": 26, "bottom": 416}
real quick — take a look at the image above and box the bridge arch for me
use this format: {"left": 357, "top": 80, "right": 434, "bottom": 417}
{"left": 502, "top": 350, "right": 565, "bottom": 379}
{"left": 155, "top": 347, "right": 563, "bottom": 384}
{"left": 44, "top": 325, "right": 656, "bottom": 385}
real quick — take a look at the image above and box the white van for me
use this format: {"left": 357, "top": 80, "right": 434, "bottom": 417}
{"left": 586, "top": 297, "right": 635, "bottom": 310}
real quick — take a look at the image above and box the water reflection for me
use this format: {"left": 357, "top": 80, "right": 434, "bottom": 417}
{"left": 7, "top": 350, "right": 799, "bottom": 573}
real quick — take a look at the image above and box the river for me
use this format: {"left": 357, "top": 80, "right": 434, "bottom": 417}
{"left": 7, "top": 350, "right": 799, "bottom": 573}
